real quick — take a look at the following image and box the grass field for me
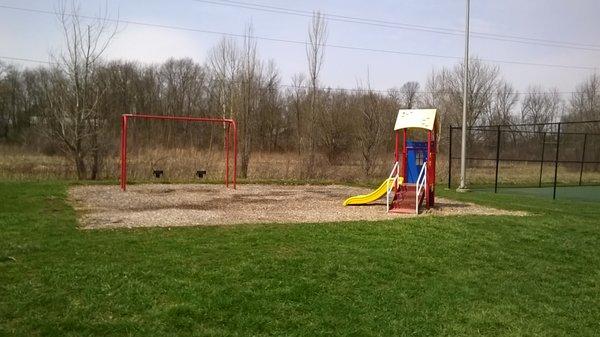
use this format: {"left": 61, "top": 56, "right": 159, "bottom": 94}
{"left": 477, "top": 185, "right": 600, "bottom": 202}
{"left": 1, "top": 181, "right": 600, "bottom": 336}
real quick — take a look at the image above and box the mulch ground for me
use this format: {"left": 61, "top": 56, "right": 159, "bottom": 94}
{"left": 68, "top": 183, "right": 526, "bottom": 229}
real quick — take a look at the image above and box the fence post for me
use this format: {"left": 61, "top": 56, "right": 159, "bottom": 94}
{"left": 494, "top": 125, "right": 501, "bottom": 193}
{"left": 552, "top": 123, "right": 561, "bottom": 200}
{"left": 539, "top": 132, "right": 546, "bottom": 188}
{"left": 579, "top": 133, "right": 587, "bottom": 186}
{"left": 448, "top": 126, "right": 453, "bottom": 189}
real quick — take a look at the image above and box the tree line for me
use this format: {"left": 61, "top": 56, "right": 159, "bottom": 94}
{"left": 0, "top": 5, "right": 599, "bottom": 180}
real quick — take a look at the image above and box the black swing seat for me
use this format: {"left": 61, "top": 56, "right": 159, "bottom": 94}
{"left": 196, "top": 170, "right": 207, "bottom": 178}
{"left": 153, "top": 170, "right": 164, "bottom": 178}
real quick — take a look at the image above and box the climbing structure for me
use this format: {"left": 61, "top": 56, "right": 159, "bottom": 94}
{"left": 388, "top": 109, "right": 438, "bottom": 214}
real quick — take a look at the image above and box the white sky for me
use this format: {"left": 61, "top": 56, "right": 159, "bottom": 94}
{"left": 1, "top": 0, "right": 599, "bottom": 94}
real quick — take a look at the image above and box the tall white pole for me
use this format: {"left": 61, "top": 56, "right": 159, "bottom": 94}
{"left": 458, "top": 0, "right": 470, "bottom": 191}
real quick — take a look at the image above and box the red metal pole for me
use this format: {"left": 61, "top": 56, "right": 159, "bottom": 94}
{"left": 232, "top": 120, "right": 238, "bottom": 189}
{"left": 120, "top": 115, "right": 123, "bottom": 190}
{"left": 395, "top": 131, "right": 399, "bottom": 163}
{"left": 426, "top": 131, "right": 432, "bottom": 208}
{"left": 224, "top": 123, "right": 229, "bottom": 187}
{"left": 120, "top": 115, "right": 128, "bottom": 191}
{"left": 402, "top": 129, "right": 407, "bottom": 178}
{"left": 121, "top": 114, "right": 235, "bottom": 124}
{"left": 431, "top": 130, "right": 436, "bottom": 207}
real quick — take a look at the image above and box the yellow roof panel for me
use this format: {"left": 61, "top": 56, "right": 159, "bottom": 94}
{"left": 394, "top": 109, "right": 437, "bottom": 131}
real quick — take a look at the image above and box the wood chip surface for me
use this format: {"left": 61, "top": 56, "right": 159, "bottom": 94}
{"left": 68, "top": 184, "right": 526, "bottom": 229}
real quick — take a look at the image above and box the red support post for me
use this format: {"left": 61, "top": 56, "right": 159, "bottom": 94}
{"left": 402, "top": 129, "right": 408, "bottom": 178}
{"left": 232, "top": 120, "right": 238, "bottom": 189}
{"left": 120, "top": 116, "right": 123, "bottom": 190}
{"left": 426, "top": 130, "right": 432, "bottom": 209}
{"left": 395, "top": 131, "right": 400, "bottom": 163}
{"left": 431, "top": 130, "right": 436, "bottom": 207}
{"left": 225, "top": 123, "right": 229, "bottom": 188}
{"left": 120, "top": 115, "right": 128, "bottom": 191}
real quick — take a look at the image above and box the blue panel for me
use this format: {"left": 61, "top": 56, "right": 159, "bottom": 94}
{"left": 406, "top": 141, "right": 428, "bottom": 183}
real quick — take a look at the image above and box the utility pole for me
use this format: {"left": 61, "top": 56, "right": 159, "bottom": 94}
{"left": 458, "top": 0, "right": 470, "bottom": 192}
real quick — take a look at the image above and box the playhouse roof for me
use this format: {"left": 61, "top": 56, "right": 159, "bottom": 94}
{"left": 394, "top": 109, "right": 438, "bottom": 131}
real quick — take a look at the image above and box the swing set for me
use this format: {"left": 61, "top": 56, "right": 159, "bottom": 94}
{"left": 119, "top": 114, "right": 238, "bottom": 191}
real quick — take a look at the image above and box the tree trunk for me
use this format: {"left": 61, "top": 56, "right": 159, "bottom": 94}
{"left": 240, "top": 150, "right": 250, "bottom": 178}
{"left": 90, "top": 147, "right": 101, "bottom": 180}
{"left": 75, "top": 153, "right": 87, "bottom": 180}
{"left": 307, "top": 91, "right": 317, "bottom": 178}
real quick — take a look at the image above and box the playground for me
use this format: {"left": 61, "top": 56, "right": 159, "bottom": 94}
{"left": 109, "top": 109, "right": 446, "bottom": 228}
{"left": 67, "top": 108, "right": 533, "bottom": 229}
{"left": 65, "top": 108, "right": 516, "bottom": 230}
{"left": 3, "top": 110, "right": 599, "bottom": 337}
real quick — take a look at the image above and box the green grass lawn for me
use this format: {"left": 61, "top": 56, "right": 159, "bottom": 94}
{"left": 484, "top": 185, "right": 600, "bottom": 202}
{"left": 1, "top": 181, "right": 599, "bottom": 336}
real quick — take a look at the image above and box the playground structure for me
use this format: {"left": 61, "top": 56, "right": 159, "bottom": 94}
{"left": 344, "top": 109, "right": 438, "bottom": 214}
{"left": 119, "top": 114, "right": 237, "bottom": 191}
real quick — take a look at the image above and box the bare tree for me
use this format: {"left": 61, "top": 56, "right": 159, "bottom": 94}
{"left": 356, "top": 75, "right": 384, "bottom": 176}
{"left": 207, "top": 37, "right": 239, "bottom": 154}
{"left": 0, "top": 65, "right": 9, "bottom": 140}
{"left": 208, "top": 37, "right": 239, "bottom": 120}
{"left": 290, "top": 73, "right": 306, "bottom": 154}
{"left": 305, "top": 11, "right": 327, "bottom": 177}
{"left": 256, "top": 60, "right": 283, "bottom": 151}
{"left": 425, "top": 58, "right": 500, "bottom": 128}
{"left": 399, "top": 81, "right": 421, "bottom": 109}
{"left": 159, "top": 58, "right": 205, "bottom": 116}
{"left": 486, "top": 82, "right": 518, "bottom": 125}
{"left": 567, "top": 74, "right": 600, "bottom": 164}
{"left": 40, "top": 0, "right": 118, "bottom": 179}
{"left": 317, "top": 89, "right": 352, "bottom": 164}
{"left": 0, "top": 63, "right": 25, "bottom": 140}
{"left": 568, "top": 73, "right": 600, "bottom": 130}
{"left": 237, "top": 24, "right": 260, "bottom": 178}
{"left": 521, "top": 87, "right": 563, "bottom": 134}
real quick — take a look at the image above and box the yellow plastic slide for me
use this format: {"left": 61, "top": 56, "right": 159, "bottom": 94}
{"left": 343, "top": 177, "right": 403, "bottom": 206}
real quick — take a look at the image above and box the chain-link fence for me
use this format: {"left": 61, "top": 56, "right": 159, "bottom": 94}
{"left": 448, "top": 120, "right": 600, "bottom": 200}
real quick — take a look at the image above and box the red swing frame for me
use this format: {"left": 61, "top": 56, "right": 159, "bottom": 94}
{"left": 119, "top": 114, "right": 237, "bottom": 191}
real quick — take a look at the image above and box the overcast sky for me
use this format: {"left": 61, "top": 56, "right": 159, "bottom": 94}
{"left": 1, "top": 0, "right": 599, "bottom": 94}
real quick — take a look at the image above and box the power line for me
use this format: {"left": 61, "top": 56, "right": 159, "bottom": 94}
{"left": 0, "top": 55, "right": 55, "bottom": 65}
{"left": 0, "top": 4, "right": 597, "bottom": 71}
{"left": 0, "top": 55, "right": 586, "bottom": 96}
{"left": 190, "top": 0, "right": 600, "bottom": 52}
{"left": 278, "top": 83, "right": 582, "bottom": 96}
{"left": 210, "top": 0, "right": 600, "bottom": 49}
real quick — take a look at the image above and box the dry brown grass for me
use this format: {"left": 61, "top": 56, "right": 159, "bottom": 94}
{"left": 0, "top": 145, "right": 397, "bottom": 182}
{"left": 0, "top": 145, "right": 75, "bottom": 180}
{"left": 2, "top": 144, "right": 599, "bottom": 186}
{"left": 448, "top": 159, "right": 600, "bottom": 187}
{"left": 119, "top": 148, "right": 396, "bottom": 183}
